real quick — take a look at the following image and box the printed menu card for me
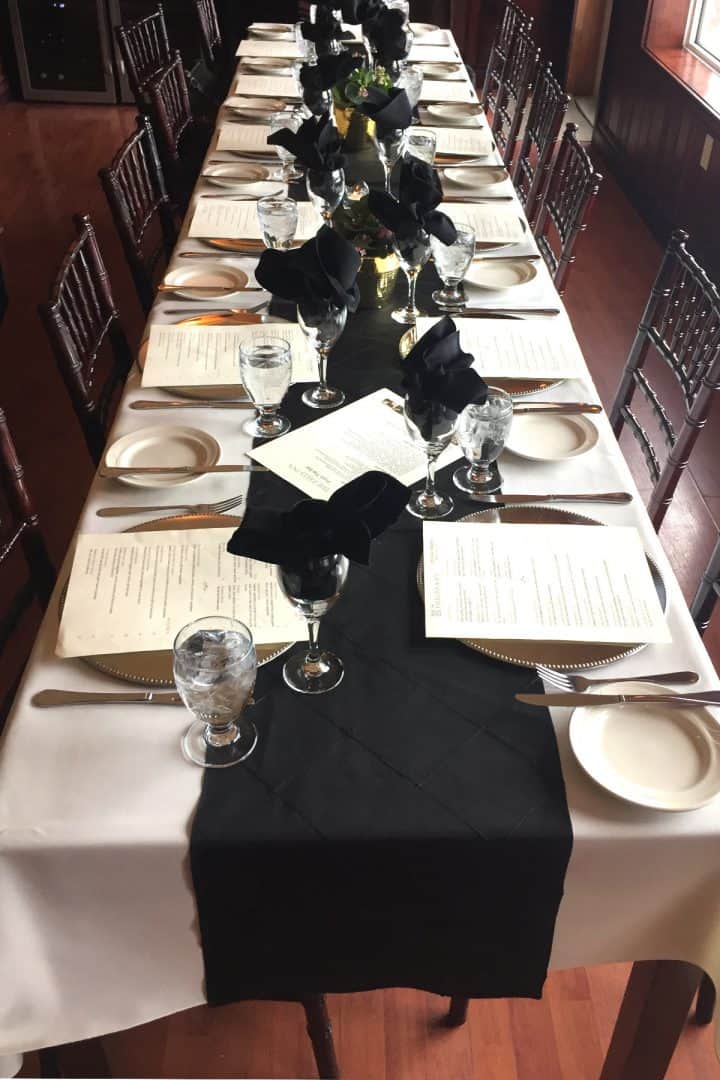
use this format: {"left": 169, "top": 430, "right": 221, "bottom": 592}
{"left": 188, "top": 199, "right": 322, "bottom": 241}
{"left": 234, "top": 75, "right": 300, "bottom": 98}
{"left": 236, "top": 39, "right": 302, "bottom": 57}
{"left": 56, "top": 528, "right": 306, "bottom": 658}
{"left": 414, "top": 318, "right": 586, "bottom": 379}
{"left": 423, "top": 522, "right": 671, "bottom": 643}
{"left": 248, "top": 388, "right": 463, "bottom": 498}
{"left": 443, "top": 203, "right": 526, "bottom": 243}
{"left": 421, "top": 80, "right": 475, "bottom": 102}
{"left": 141, "top": 324, "right": 318, "bottom": 388}
{"left": 428, "top": 126, "right": 492, "bottom": 156}
{"left": 216, "top": 124, "right": 271, "bottom": 152}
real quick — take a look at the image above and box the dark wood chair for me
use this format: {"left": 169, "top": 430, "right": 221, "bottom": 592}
{"left": 116, "top": 5, "right": 173, "bottom": 111}
{"left": 195, "top": 0, "right": 224, "bottom": 70}
{"left": 38, "top": 214, "right": 133, "bottom": 466}
{"left": 491, "top": 23, "right": 540, "bottom": 169}
{"left": 99, "top": 115, "right": 178, "bottom": 316}
{"left": 533, "top": 121, "right": 603, "bottom": 296}
{"left": 512, "top": 60, "right": 570, "bottom": 227}
{"left": 609, "top": 229, "right": 720, "bottom": 532}
{"left": 145, "top": 51, "right": 213, "bottom": 212}
{"left": 480, "top": 0, "right": 533, "bottom": 120}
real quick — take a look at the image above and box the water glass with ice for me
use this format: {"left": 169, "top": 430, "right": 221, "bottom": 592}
{"left": 454, "top": 387, "right": 513, "bottom": 494}
{"left": 257, "top": 195, "right": 298, "bottom": 249}
{"left": 239, "top": 337, "right": 292, "bottom": 438}
{"left": 431, "top": 224, "right": 476, "bottom": 311}
{"left": 407, "top": 128, "right": 436, "bottom": 166}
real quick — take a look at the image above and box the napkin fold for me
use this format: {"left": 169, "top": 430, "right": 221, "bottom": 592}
{"left": 368, "top": 154, "right": 457, "bottom": 244}
{"left": 358, "top": 86, "right": 413, "bottom": 138}
{"left": 340, "top": 0, "right": 384, "bottom": 24}
{"left": 267, "top": 112, "right": 346, "bottom": 172}
{"left": 365, "top": 6, "right": 411, "bottom": 64}
{"left": 227, "top": 471, "right": 409, "bottom": 565}
{"left": 300, "top": 52, "right": 361, "bottom": 113}
{"left": 255, "top": 223, "right": 361, "bottom": 313}
{"left": 402, "top": 315, "right": 488, "bottom": 418}
{"left": 301, "top": 6, "right": 348, "bottom": 51}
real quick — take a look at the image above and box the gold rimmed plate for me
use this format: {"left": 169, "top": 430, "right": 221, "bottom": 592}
{"left": 397, "top": 325, "right": 563, "bottom": 398}
{"left": 416, "top": 507, "right": 667, "bottom": 671}
{"left": 60, "top": 514, "right": 293, "bottom": 686}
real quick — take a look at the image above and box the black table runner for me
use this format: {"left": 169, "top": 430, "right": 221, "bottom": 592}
{"left": 189, "top": 257, "right": 573, "bottom": 1005}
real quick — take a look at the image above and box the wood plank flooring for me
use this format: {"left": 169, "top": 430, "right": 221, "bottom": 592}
{"left": 3, "top": 100, "right": 720, "bottom": 1078}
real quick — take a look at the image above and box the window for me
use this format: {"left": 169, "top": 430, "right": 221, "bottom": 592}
{"left": 686, "top": 0, "right": 720, "bottom": 72}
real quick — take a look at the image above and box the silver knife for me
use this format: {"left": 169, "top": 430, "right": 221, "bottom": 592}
{"left": 100, "top": 464, "right": 267, "bottom": 477}
{"left": 471, "top": 492, "right": 632, "bottom": 505}
{"left": 130, "top": 400, "right": 254, "bottom": 410}
{"left": 33, "top": 689, "right": 183, "bottom": 707}
{"left": 517, "top": 692, "right": 720, "bottom": 708}
{"left": 457, "top": 307, "right": 560, "bottom": 317}
{"left": 513, "top": 403, "right": 602, "bottom": 414}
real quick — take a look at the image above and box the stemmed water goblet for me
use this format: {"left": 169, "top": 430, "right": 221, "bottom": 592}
{"left": 430, "top": 224, "right": 476, "bottom": 311}
{"left": 306, "top": 168, "right": 346, "bottom": 224}
{"left": 278, "top": 554, "right": 349, "bottom": 694}
{"left": 374, "top": 127, "right": 407, "bottom": 194}
{"left": 298, "top": 300, "right": 348, "bottom": 409}
{"left": 404, "top": 396, "right": 458, "bottom": 518}
{"left": 454, "top": 387, "right": 514, "bottom": 495}
{"left": 270, "top": 110, "right": 304, "bottom": 180}
{"left": 174, "top": 616, "right": 258, "bottom": 768}
{"left": 257, "top": 195, "right": 298, "bottom": 249}
{"left": 391, "top": 229, "right": 431, "bottom": 325}
{"left": 239, "top": 337, "right": 292, "bottom": 438}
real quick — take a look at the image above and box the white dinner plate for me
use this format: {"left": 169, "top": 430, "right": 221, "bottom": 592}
{"left": 442, "top": 165, "right": 509, "bottom": 189}
{"left": 250, "top": 23, "right": 293, "bottom": 39}
{"left": 241, "top": 57, "right": 295, "bottom": 75}
{"left": 505, "top": 412, "right": 599, "bottom": 461}
{"left": 410, "top": 21, "right": 441, "bottom": 36}
{"left": 569, "top": 682, "right": 720, "bottom": 811}
{"left": 414, "top": 61, "right": 463, "bottom": 79}
{"left": 464, "top": 258, "right": 537, "bottom": 290}
{"left": 104, "top": 427, "right": 221, "bottom": 488}
{"left": 203, "top": 162, "right": 273, "bottom": 185}
{"left": 163, "top": 264, "right": 250, "bottom": 299}
{"left": 426, "top": 102, "right": 485, "bottom": 124}
{"left": 225, "top": 95, "right": 286, "bottom": 119}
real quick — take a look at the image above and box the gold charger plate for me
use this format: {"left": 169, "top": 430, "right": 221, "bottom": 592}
{"left": 62, "top": 514, "right": 293, "bottom": 686}
{"left": 397, "top": 325, "right": 563, "bottom": 398}
{"left": 416, "top": 506, "right": 667, "bottom": 671}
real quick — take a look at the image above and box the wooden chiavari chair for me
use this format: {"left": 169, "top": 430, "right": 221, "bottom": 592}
{"left": 513, "top": 60, "right": 570, "bottom": 227}
{"left": 491, "top": 23, "right": 540, "bottom": 169}
{"left": 533, "top": 122, "right": 603, "bottom": 296}
{"left": 609, "top": 230, "right": 720, "bottom": 533}
{"left": 692, "top": 541, "right": 720, "bottom": 637}
{"left": 100, "top": 115, "right": 178, "bottom": 316}
{"left": 116, "top": 5, "right": 172, "bottom": 111}
{"left": 39, "top": 214, "right": 133, "bottom": 466}
{"left": 480, "top": 0, "right": 533, "bottom": 120}
{"left": 145, "top": 51, "right": 213, "bottom": 211}
{"left": 194, "top": 0, "right": 224, "bottom": 69}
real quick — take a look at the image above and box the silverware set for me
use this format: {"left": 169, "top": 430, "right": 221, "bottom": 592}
{"left": 96, "top": 493, "right": 246, "bottom": 517}
{"left": 163, "top": 302, "right": 268, "bottom": 316}
{"left": 536, "top": 667, "right": 699, "bottom": 691}
{"left": 518, "top": 689, "right": 717, "bottom": 709}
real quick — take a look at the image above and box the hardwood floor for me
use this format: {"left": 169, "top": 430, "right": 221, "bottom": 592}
{"left": 3, "top": 100, "right": 720, "bottom": 1078}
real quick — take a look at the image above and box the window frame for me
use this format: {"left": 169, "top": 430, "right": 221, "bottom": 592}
{"left": 685, "top": 0, "right": 720, "bottom": 75}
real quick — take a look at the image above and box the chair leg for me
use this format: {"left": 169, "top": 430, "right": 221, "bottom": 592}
{"left": 694, "top": 973, "right": 716, "bottom": 1025}
{"left": 445, "top": 995, "right": 470, "bottom": 1027}
{"left": 302, "top": 995, "right": 340, "bottom": 1079}
{"left": 38, "top": 1048, "right": 61, "bottom": 1077}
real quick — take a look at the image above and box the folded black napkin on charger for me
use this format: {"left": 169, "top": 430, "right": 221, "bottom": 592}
{"left": 364, "top": 6, "right": 411, "bottom": 64}
{"left": 402, "top": 315, "right": 488, "bottom": 420}
{"left": 368, "top": 154, "right": 457, "bottom": 244}
{"left": 267, "top": 112, "right": 346, "bottom": 173}
{"left": 300, "top": 52, "right": 361, "bottom": 113}
{"left": 255, "top": 224, "right": 361, "bottom": 315}
{"left": 227, "top": 471, "right": 409, "bottom": 566}
{"left": 358, "top": 86, "right": 413, "bottom": 138}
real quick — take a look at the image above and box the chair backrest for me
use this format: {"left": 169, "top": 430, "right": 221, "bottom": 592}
{"left": 533, "top": 122, "right": 602, "bottom": 296}
{"left": 691, "top": 535, "right": 720, "bottom": 635}
{"left": 480, "top": 0, "right": 532, "bottom": 116}
{"left": 146, "top": 52, "right": 194, "bottom": 165}
{"left": 513, "top": 60, "right": 570, "bottom": 227}
{"left": 38, "top": 214, "right": 133, "bottom": 466}
{"left": 116, "top": 5, "right": 172, "bottom": 110}
{"left": 491, "top": 23, "right": 540, "bottom": 169}
{"left": 195, "top": 0, "right": 223, "bottom": 67}
{"left": 609, "top": 229, "right": 720, "bottom": 530}
{"left": 99, "top": 115, "right": 178, "bottom": 316}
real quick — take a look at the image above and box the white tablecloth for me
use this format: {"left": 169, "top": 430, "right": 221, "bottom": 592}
{"left": 3, "top": 29, "right": 720, "bottom": 1066}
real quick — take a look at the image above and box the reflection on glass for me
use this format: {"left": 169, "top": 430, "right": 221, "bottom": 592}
{"left": 270, "top": 110, "right": 304, "bottom": 180}
{"left": 391, "top": 229, "right": 431, "bottom": 325}
{"left": 306, "top": 168, "right": 346, "bottom": 223}
{"left": 298, "top": 301, "right": 348, "bottom": 409}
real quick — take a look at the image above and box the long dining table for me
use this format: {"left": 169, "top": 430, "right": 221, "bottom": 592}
{"left": 2, "top": 22, "right": 720, "bottom": 1080}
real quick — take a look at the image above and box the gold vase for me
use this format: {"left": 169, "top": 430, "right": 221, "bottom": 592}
{"left": 357, "top": 252, "right": 400, "bottom": 309}
{"left": 333, "top": 104, "right": 376, "bottom": 151}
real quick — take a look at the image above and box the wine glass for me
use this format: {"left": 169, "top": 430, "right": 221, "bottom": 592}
{"left": 404, "top": 395, "right": 458, "bottom": 518}
{"left": 239, "top": 337, "right": 292, "bottom": 438}
{"left": 306, "top": 168, "right": 346, "bottom": 223}
{"left": 298, "top": 300, "right": 348, "bottom": 409}
{"left": 270, "top": 110, "right": 304, "bottom": 180}
{"left": 454, "top": 387, "right": 513, "bottom": 495}
{"left": 257, "top": 195, "right": 298, "bottom": 249}
{"left": 391, "top": 228, "right": 431, "bottom": 325}
{"left": 430, "top": 224, "right": 476, "bottom": 311}
{"left": 396, "top": 65, "right": 423, "bottom": 107}
{"left": 374, "top": 127, "right": 407, "bottom": 193}
{"left": 406, "top": 128, "right": 436, "bottom": 166}
{"left": 174, "top": 616, "right": 258, "bottom": 768}
{"left": 278, "top": 554, "right": 349, "bottom": 694}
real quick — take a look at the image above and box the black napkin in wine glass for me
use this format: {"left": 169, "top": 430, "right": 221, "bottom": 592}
{"left": 227, "top": 471, "right": 410, "bottom": 567}
{"left": 301, "top": 5, "right": 349, "bottom": 52}
{"left": 364, "top": 6, "right": 411, "bottom": 64}
{"left": 300, "top": 51, "right": 362, "bottom": 113}
{"left": 401, "top": 316, "right": 488, "bottom": 435}
{"left": 368, "top": 154, "right": 457, "bottom": 244}
{"left": 267, "top": 112, "right": 346, "bottom": 173}
{"left": 358, "top": 86, "right": 413, "bottom": 138}
{"left": 255, "top": 224, "right": 361, "bottom": 315}
{"left": 340, "top": 0, "right": 384, "bottom": 24}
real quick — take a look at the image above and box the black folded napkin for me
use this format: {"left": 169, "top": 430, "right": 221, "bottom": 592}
{"left": 368, "top": 154, "right": 457, "bottom": 244}
{"left": 267, "top": 112, "right": 346, "bottom": 173}
{"left": 300, "top": 52, "right": 361, "bottom": 113}
{"left": 227, "top": 471, "right": 409, "bottom": 566}
{"left": 340, "top": 0, "right": 384, "bottom": 24}
{"left": 402, "top": 316, "right": 488, "bottom": 432}
{"left": 365, "top": 6, "right": 411, "bottom": 64}
{"left": 255, "top": 224, "right": 361, "bottom": 315}
{"left": 301, "top": 5, "right": 345, "bottom": 52}
{"left": 358, "top": 85, "right": 413, "bottom": 138}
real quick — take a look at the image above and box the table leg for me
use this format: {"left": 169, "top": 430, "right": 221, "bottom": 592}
{"left": 302, "top": 995, "right": 340, "bottom": 1080}
{"left": 600, "top": 960, "right": 703, "bottom": 1080}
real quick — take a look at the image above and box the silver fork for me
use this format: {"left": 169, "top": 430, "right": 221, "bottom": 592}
{"left": 96, "top": 493, "right": 245, "bottom": 518}
{"left": 536, "top": 665, "right": 700, "bottom": 691}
